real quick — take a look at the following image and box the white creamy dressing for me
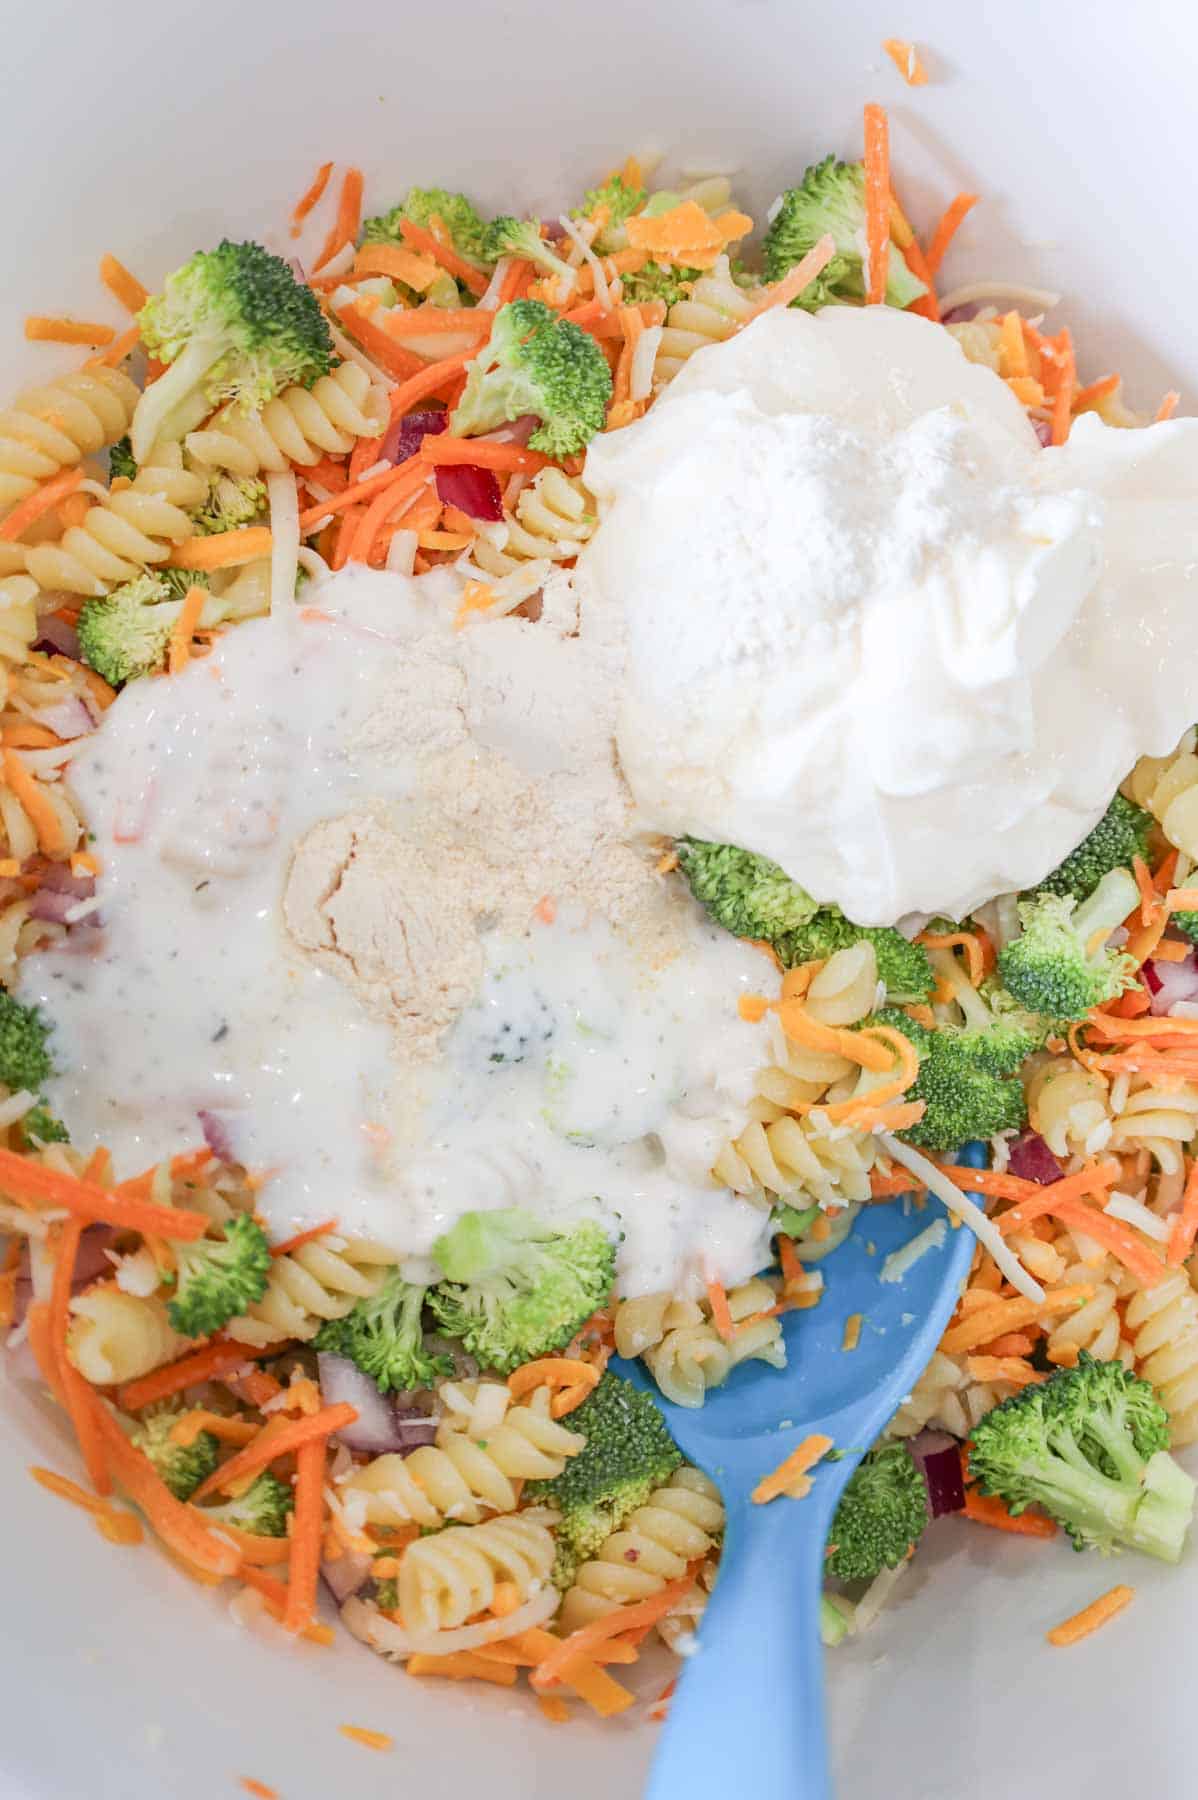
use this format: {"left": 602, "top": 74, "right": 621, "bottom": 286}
{"left": 21, "top": 568, "right": 773, "bottom": 1296}
{"left": 582, "top": 305, "right": 1198, "bottom": 924}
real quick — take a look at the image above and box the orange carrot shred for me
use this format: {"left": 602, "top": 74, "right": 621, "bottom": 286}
{"left": 25, "top": 316, "right": 115, "bottom": 347}
{"left": 862, "top": 104, "right": 890, "bottom": 305}
{"left": 1047, "top": 1583, "right": 1134, "bottom": 1646}
{"left": 924, "top": 193, "right": 980, "bottom": 276}
{"left": 753, "top": 1433, "right": 834, "bottom": 1504}
{"left": 270, "top": 1218, "right": 338, "bottom": 1259}
{"left": 396, "top": 221, "right": 489, "bottom": 299}
{"left": 284, "top": 1435, "right": 327, "bottom": 1635}
{"left": 962, "top": 1483, "right": 1057, "bottom": 1538}
{"left": 312, "top": 167, "right": 364, "bottom": 273}
{"left": 3, "top": 750, "right": 65, "bottom": 856}
{"left": 194, "top": 1402, "right": 357, "bottom": 1500}
{"left": 167, "top": 527, "right": 272, "bottom": 571}
{"left": 338, "top": 1726, "right": 394, "bottom": 1752}
{"left": 240, "top": 1782, "right": 279, "bottom": 1800}
{"left": 0, "top": 468, "right": 86, "bottom": 543}
{"left": 99, "top": 255, "right": 148, "bottom": 314}
{"left": 882, "top": 38, "right": 928, "bottom": 84}
{"left": 168, "top": 585, "right": 207, "bottom": 676}
{"left": 1155, "top": 391, "right": 1181, "bottom": 423}
{"left": 533, "top": 1580, "right": 694, "bottom": 1687}
{"left": 50, "top": 1218, "right": 110, "bottom": 1494}
{"left": 291, "top": 160, "right": 334, "bottom": 237}
{"left": 1167, "top": 1159, "right": 1198, "bottom": 1266}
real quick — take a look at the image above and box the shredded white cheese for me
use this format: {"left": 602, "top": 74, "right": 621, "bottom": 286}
{"left": 266, "top": 471, "right": 299, "bottom": 613}
{"left": 879, "top": 1217, "right": 947, "bottom": 1283}
{"left": 630, "top": 325, "right": 664, "bottom": 401}
{"left": 877, "top": 1133, "right": 1046, "bottom": 1303}
{"left": 1103, "top": 1190, "right": 1171, "bottom": 1242}
{"left": 555, "top": 214, "right": 604, "bottom": 307}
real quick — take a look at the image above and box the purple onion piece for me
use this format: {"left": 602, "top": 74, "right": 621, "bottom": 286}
{"left": 391, "top": 1415, "right": 439, "bottom": 1451}
{"left": 1032, "top": 417, "right": 1053, "bottom": 448}
{"left": 1146, "top": 951, "right": 1198, "bottom": 1016}
{"left": 33, "top": 695, "right": 93, "bottom": 740}
{"left": 197, "top": 1109, "right": 240, "bottom": 1162}
{"left": 909, "top": 1431, "right": 967, "bottom": 1517}
{"left": 1142, "top": 959, "right": 1163, "bottom": 995}
{"left": 479, "top": 414, "right": 539, "bottom": 448}
{"left": 941, "top": 303, "right": 980, "bottom": 324}
{"left": 320, "top": 1551, "right": 374, "bottom": 1605}
{"left": 382, "top": 408, "right": 449, "bottom": 467}
{"left": 33, "top": 616, "right": 82, "bottom": 660}
{"left": 318, "top": 1352, "right": 416, "bottom": 1454}
{"left": 27, "top": 889, "right": 84, "bottom": 924}
{"left": 540, "top": 219, "right": 568, "bottom": 241}
{"left": 37, "top": 864, "right": 94, "bottom": 900}
{"left": 434, "top": 463, "right": 504, "bottom": 521}
{"left": 1006, "top": 1131, "right": 1064, "bottom": 1186}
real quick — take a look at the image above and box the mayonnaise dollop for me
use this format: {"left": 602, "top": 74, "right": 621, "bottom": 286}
{"left": 582, "top": 305, "right": 1198, "bottom": 924}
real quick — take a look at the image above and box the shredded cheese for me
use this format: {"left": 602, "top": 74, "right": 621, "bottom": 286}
{"left": 877, "top": 1134, "right": 1045, "bottom": 1303}
{"left": 879, "top": 1218, "right": 947, "bottom": 1284}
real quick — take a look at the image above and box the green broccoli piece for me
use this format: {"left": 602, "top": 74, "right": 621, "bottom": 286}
{"left": 372, "top": 1572, "right": 399, "bottom": 1612}
{"left": 820, "top": 1590, "right": 855, "bottom": 1646}
{"left": 77, "top": 572, "right": 228, "bottom": 688}
{"left": 362, "top": 187, "right": 493, "bottom": 266}
{"left": 969, "top": 1352, "right": 1196, "bottom": 1562}
{"left": 869, "top": 1006, "right": 1029, "bottom": 1153}
{"left": 571, "top": 174, "right": 647, "bottom": 253}
{"left": 108, "top": 436, "right": 137, "bottom": 481}
{"left": 191, "top": 473, "right": 267, "bottom": 536}
{"left": 203, "top": 1472, "right": 294, "bottom": 1537}
{"left": 313, "top": 1268, "right": 452, "bottom": 1393}
{"left": 762, "top": 156, "right": 928, "bottom": 310}
{"left": 675, "top": 839, "right": 934, "bottom": 1002}
{"left": 825, "top": 1441, "right": 929, "bottom": 1582}
{"left": 20, "top": 1104, "right": 68, "bottom": 1146}
{"left": 450, "top": 299, "right": 612, "bottom": 458}
{"left": 998, "top": 867, "right": 1140, "bottom": 1022}
{"left": 130, "top": 1406, "right": 220, "bottom": 1500}
{"left": 132, "top": 240, "right": 332, "bottom": 461}
{"left": 525, "top": 1372, "right": 683, "bottom": 1582}
{"left": 1172, "top": 909, "right": 1198, "bottom": 945}
{"left": 485, "top": 218, "right": 580, "bottom": 291}
{"left": 0, "top": 992, "right": 54, "bottom": 1094}
{"left": 1031, "top": 794, "right": 1154, "bottom": 904}
{"left": 772, "top": 1201, "right": 819, "bottom": 1239}
{"left": 166, "top": 1212, "right": 271, "bottom": 1338}
{"left": 618, "top": 262, "right": 699, "bottom": 308}
{"left": 428, "top": 1207, "right": 615, "bottom": 1374}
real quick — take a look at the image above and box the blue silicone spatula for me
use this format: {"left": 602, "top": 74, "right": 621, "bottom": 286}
{"left": 614, "top": 1141, "right": 986, "bottom": 1800}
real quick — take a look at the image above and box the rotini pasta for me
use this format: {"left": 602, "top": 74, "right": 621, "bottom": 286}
{"left": 24, "top": 445, "right": 207, "bottom": 595}
{"left": 1026, "top": 1056, "right": 1111, "bottom": 1158}
{"left": 0, "top": 367, "right": 139, "bottom": 513}
{"left": 341, "top": 1386, "right": 583, "bottom": 1528}
{"left": 1120, "top": 1262, "right": 1198, "bottom": 1446}
{"left": 224, "top": 1235, "right": 395, "bottom": 1347}
{"left": 886, "top": 1348, "right": 1009, "bottom": 1440}
{"left": 184, "top": 363, "right": 388, "bottom": 478}
{"left": 1107, "top": 1078, "right": 1198, "bottom": 1175}
{"left": 66, "top": 1287, "right": 186, "bottom": 1386}
{"left": 1125, "top": 729, "right": 1198, "bottom": 858}
{"left": 471, "top": 469, "right": 597, "bottom": 580}
{"left": 653, "top": 255, "right": 761, "bottom": 387}
{"left": 557, "top": 1466, "right": 724, "bottom": 1632}
{"left": 396, "top": 1513, "right": 556, "bottom": 1635}
{"left": 630, "top": 1277, "right": 785, "bottom": 1408}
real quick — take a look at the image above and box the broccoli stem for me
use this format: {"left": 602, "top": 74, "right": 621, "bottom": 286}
{"left": 130, "top": 338, "right": 225, "bottom": 461}
{"left": 1074, "top": 866, "right": 1139, "bottom": 944}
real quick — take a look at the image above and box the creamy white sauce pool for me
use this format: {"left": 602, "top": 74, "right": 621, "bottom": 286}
{"left": 22, "top": 568, "right": 774, "bottom": 1297}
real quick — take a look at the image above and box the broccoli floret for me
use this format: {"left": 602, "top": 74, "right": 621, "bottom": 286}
{"left": 203, "top": 1472, "right": 294, "bottom": 1537}
{"left": 525, "top": 1372, "right": 683, "bottom": 1581}
{"left": 1173, "top": 910, "right": 1198, "bottom": 945}
{"left": 77, "top": 572, "right": 227, "bottom": 688}
{"left": 485, "top": 218, "right": 580, "bottom": 291}
{"left": 825, "top": 1441, "right": 929, "bottom": 1582}
{"left": 969, "top": 1353, "right": 1196, "bottom": 1562}
{"left": 166, "top": 1212, "right": 271, "bottom": 1338}
{"left": 870, "top": 1006, "right": 1029, "bottom": 1153}
{"left": 20, "top": 1104, "right": 68, "bottom": 1146}
{"left": 362, "top": 188, "right": 493, "bottom": 266}
{"left": 1031, "top": 794, "right": 1155, "bottom": 904}
{"left": 108, "top": 436, "right": 137, "bottom": 481}
{"left": 772, "top": 1201, "right": 819, "bottom": 1239}
{"left": 675, "top": 839, "right": 934, "bottom": 1002}
{"left": 192, "top": 472, "right": 267, "bottom": 536}
{"left": 571, "top": 175, "right": 647, "bottom": 254}
{"left": 820, "top": 1590, "right": 854, "bottom": 1646}
{"left": 618, "top": 262, "right": 699, "bottom": 308}
{"left": 450, "top": 299, "right": 612, "bottom": 458}
{"left": 428, "top": 1207, "right": 615, "bottom": 1373}
{"left": 762, "top": 156, "right": 928, "bottom": 310}
{"left": 132, "top": 240, "right": 332, "bottom": 461}
{"left": 998, "top": 867, "right": 1139, "bottom": 1022}
{"left": 313, "top": 1268, "right": 452, "bottom": 1393}
{"left": 130, "top": 1406, "right": 220, "bottom": 1500}
{"left": 0, "top": 992, "right": 54, "bottom": 1094}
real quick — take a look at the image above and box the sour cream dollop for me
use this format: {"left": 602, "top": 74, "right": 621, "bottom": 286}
{"left": 582, "top": 305, "right": 1198, "bottom": 924}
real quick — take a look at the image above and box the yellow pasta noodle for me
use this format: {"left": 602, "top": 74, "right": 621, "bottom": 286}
{"left": 557, "top": 1466, "right": 724, "bottom": 1632}
{"left": 66, "top": 1287, "right": 186, "bottom": 1386}
{"left": 653, "top": 255, "right": 761, "bottom": 387}
{"left": 396, "top": 1513, "right": 556, "bottom": 1635}
{"left": 224, "top": 1235, "right": 394, "bottom": 1347}
{"left": 184, "top": 363, "right": 387, "bottom": 479}
{"left": 472, "top": 469, "right": 597, "bottom": 580}
{"left": 25, "top": 445, "right": 207, "bottom": 595}
{"left": 641, "top": 1276, "right": 785, "bottom": 1408}
{"left": 0, "top": 367, "right": 139, "bottom": 513}
{"left": 1125, "top": 730, "right": 1198, "bottom": 858}
{"left": 1119, "top": 1263, "right": 1198, "bottom": 1447}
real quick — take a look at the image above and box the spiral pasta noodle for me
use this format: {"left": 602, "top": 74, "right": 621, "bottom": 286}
{"left": 1026, "top": 1057, "right": 1111, "bottom": 1159}
{"left": 341, "top": 1389, "right": 584, "bottom": 1528}
{"left": 25, "top": 445, "right": 207, "bottom": 596}
{"left": 629, "top": 1277, "right": 785, "bottom": 1408}
{"left": 1107, "top": 1078, "right": 1198, "bottom": 1175}
{"left": 653, "top": 255, "right": 761, "bottom": 387}
{"left": 1119, "top": 1263, "right": 1198, "bottom": 1447}
{"left": 885, "top": 1348, "right": 1009, "bottom": 1440}
{"left": 557, "top": 1466, "right": 724, "bottom": 1633}
{"left": 184, "top": 363, "right": 388, "bottom": 479}
{"left": 66, "top": 1288, "right": 187, "bottom": 1386}
{"left": 224, "top": 1235, "right": 395, "bottom": 1347}
{"left": 1124, "top": 730, "right": 1198, "bottom": 858}
{"left": 396, "top": 1513, "right": 556, "bottom": 1635}
{"left": 472, "top": 470, "right": 597, "bottom": 580}
{"left": 0, "top": 367, "right": 140, "bottom": 513}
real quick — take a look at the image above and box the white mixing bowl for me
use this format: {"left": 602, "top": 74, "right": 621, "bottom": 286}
{"left": 1, "top": 2, "right": 1194, "bottom": 1795}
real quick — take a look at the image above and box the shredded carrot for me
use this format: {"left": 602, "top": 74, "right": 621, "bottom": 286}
{"left": 118, "top": 1341, "right": 274, "bottom": 1411}
{"left": 25, "top": 316, "right": 115, "bottom": 347}
{"left": 744, "top": 234, "right": 838, "bottom": 320}
{"left": 738, "top": 993, "right": 769, "bottom": 1023}
{"left": 507, "top": 1357, "right": 600, "bottom": 1418}
{"left": 0, "top": 1144, "right": 210, "bottom": 1238}
{"left": 86, "top": 323, "right": 140, "bottom": 368}
{"left": 270, "top": 1218, "right": 338, "bottom": 1259}
{"left": 776, "top": 999, "right": 895, "bottom": 1070}
{"left": 961, "top": 1161, "right": 1119, "bottom": 1210}
{"left": 752, "top": 1433, "right": 834, "bottom": 1504}
{"left": 821, "top": 1024, "right": 920, "bottom": 1122}
{"left": 1155, "top": 391, "right": 1181, "bottom": 423}
{"left": 705, "top": 1278, "right": 736, "bottom": 1343}
{"left": 538, "top": 1695, "right": 570, "bottom": 1724}
{"left": 419, "top": 435, "right": 551, "bottom": 476}
{"left": 1165, "top": 887, "right": 1198, "bottom": 912}
{"left": 862, "top": 104, "right": 890, "bottom": 305}
{"left": 1047, "top": 1583, "right": 1134, "bottom": 1646}
{"left": 0, "top": 468, "right": 85, "bottom": 543}
{"left": 339, "top": 1725, "right": 393, "bottom": 1752}
{"left": 30, "top": 1465, "right": 140, "bottom": 1542}
{"left": 962, "top": 1483, "right": 1057, "bottom": 1538}
{"left": 169, "top": 1409, "right": 259, "bottom": 1448}
{"left": 377, "top": 303, "right": 493, "bottom": 340}
{"left": 167, "top": 527, "right": 273, "bottom": 571}
{"left": 1167, "top": 1159, "right": 1198, "bottom": 1266}
{"left": 283, "top": 1435, "right": 327, "bottom": 1635}
{"left": 533, "top": 1579, "right": 694, "bottom": 1687}
{"left": 882, "top": 38, "right": 928, "bottom": 85}
{"left": 1073, "top": 373, "right": 1121, "bottom": 412}
{"left": 345, "top": 465, "right": 429, "bottom": 564}
{"left": 965, "top": 1355, "right": 1042, "bottom": 1387}
{"left": 3, "top": 750, "right": 65, "bottom": 857}
{"left": 194, "top": 1402, "right": 357, "bottom": 1500}
{"left": 291, "top": 160, "right": 334, "bottom": 237}
{"left": 940, "top": 1286, "right": 1093, "bottom": 1355}
{"left": 98, "top": 254, "right": 148, "bottom": 314}
{"left": 49, "top": 1219, "right": 110, "bottom": 1493}
{"left": 396, "top": 221, "right": 489, "bottom": 299}
{"left": 842, "top": 1313, "right": 863, "bottom": 1351}
{"left": 240, "top": 1781, "right": 278, "bottom": 1800}
{"left": 407, "top": 1652, "right": 519, "bottom": 1687}
{"left": 923, "top": 192, "right": 980, "bottom": 276}
{"left": 299, "top": 457, "right": 427, "bottom": 531}
{"left": 916, "top": 928, "right": 984, "bottom": 986}
{"left": 1005, "top": 1192, "right": 1165, "bottom": 1289}
{"left": 312, "top": 166, "right": 364, "bottom": 273}
{"left": 351, "top": 244, "right": 441, "bottom": 289}
{"left": 167, "top": 584, "right": 207, "bottom": 676}
{"left": 94, "top": 1406, "right": 241, "bottom": 1576}
{"left": 336, "top": 300, "right": 428, "bottom": 381}
{"left": 1050, "top": 329, "right": 1076, "bottom": 445}
{"left": 382, "top": 353, "right": 474, "bottom": 425}
{"left": 776, "top": 1233, "right": 804, "bottom": 1287}
{"left": 239, "top": 1566, "right": 334, "bottom": 1645}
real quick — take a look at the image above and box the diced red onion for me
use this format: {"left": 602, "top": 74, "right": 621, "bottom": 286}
{"left": 540, "top": 219, "right": 568, "bottom": 241}
{"left": 318, "top": 1352, "right": 412, "bottom": 1453}
{"left": 1147, "top": 950, "right": 1198, "bottom": 1015}
{"left": 479, "top": 414, "right": 539, "bottom": 448}
{"left": 34, "top": 616, "right": 81, "bottom": 660}
{"left": 321, "top": 1551, "right": 373, "bottom": 1605}
{"left": 37, "top": 864, "right": 94, "bottom": 900}
{"left": 434, "top": 463, "right": 503, "bottom": 521}
{"left": 10, "top": 1226, "right": 114, "bottom": 1329}
{"left": 1032, "top": 418, "right": 1053, "bottom": 448}
{"left": 197, "top": 1109, "right": 240, "bottom": 1162}
{"left": 34, "top": 695, "right": 94, "bottom": 740}
{"left": 909, "top": 1431, "right": 966, "bottom": 1517}
{"left": 1006, "top": 1131, "right": 1064, "bottom": 1186}
{"left": 383, "top": 408, "right": 448, "bottom": 466}
{"left": 28, "top": 889, "right": 84, "bottom": 924}
{"left": 941, "top": 303, "right": 980, "bottom": 324}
